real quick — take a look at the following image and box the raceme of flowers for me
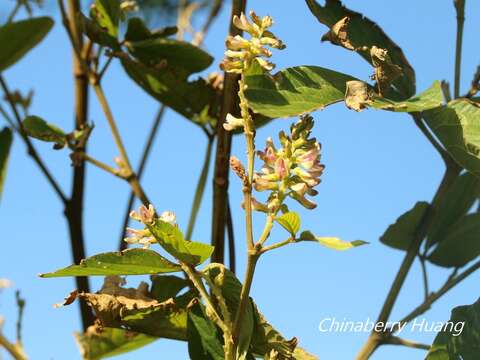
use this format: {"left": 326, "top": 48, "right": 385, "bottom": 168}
{"left": 124, "top": 204, "right": 176, "bottom": 248}
{"left": 253, "top": 114, "right": 325, "bottom": 212}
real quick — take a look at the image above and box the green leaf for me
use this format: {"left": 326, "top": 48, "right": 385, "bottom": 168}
{"left": 428, "top": 213, "right": 480, "bottom": 268}
{"left": 305, "top": 0, "right": 415, "bottom": 99}
{"left": 187, "top": 300, "right": 224, "bottom": 360}
{"left": 0, "top": 17, "right": 54, "bottom": 72}
{"left": 275, "top": 212, "right": 301, "bottom": 235}
{"left": 40, "top": 248, "right": 181, "bottom": 277}
{"left": 380, "top": 201, "right": 430, "bottom": 251}
{"left": 121, "top": 57, "right": 218, "bottom": 125}
{"left": 75, "top": 327, "right": 156, "bottom": 360}
{"left": 428, "top": 172, "right": 480, "bottom": 247}
{"left": 124, "top": 17, "right": 177, "bottom": 43}
{"left": 250, "top": 302, "right": 297, "bottom": 358}
{"left": 78, "top": 13, "right": 119, "bottom": 50}
{"left": 426, "top": 298, "right": 480, "bottom": 360}
{"left": 126, "top": 38, "right": 213, "bottom": 76}
{"left": 299, "top": 231, "right": 368, "bottom": 251}
{"left": 150, "top": 275, "right": 189, "bottom": 303}
{"left": 22, "top": 115, "right": 67, "bottom": 146}
{"left": 0, "top": 128, "right": 13, "bottom": 202}
{"left": 424, "top": 99, "right": 480, "bottom": 176}
{"left": 370, "top": 81, "right": 443, "bottom": 112}
{"left": 91, "top": 0, "right": 120, "bottom": 38}
{"left": 244, "top": 61, "right": 355, "bottom": 118}
{"left": 203, "top": 264, "right": 254, "bottom": 360}
{"left": 148, "top": 220, "right": 214, "bottom": 265}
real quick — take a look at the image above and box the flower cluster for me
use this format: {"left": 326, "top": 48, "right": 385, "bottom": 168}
{"left": 253, "top": 114, "right": 324, "bottom": 211}
{"left": 221, "top": 11, "right": 285, "bottom": 75}
{"left": 124, "top": 204, "right": 176, "bottom": 248}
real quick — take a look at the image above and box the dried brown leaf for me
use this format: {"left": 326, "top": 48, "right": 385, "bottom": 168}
{"left": 345, "top": 80, "right": 372, "bottom": 111}
{"left": 370, "top": 46, "right": 402, "bottom": 97}
{"left": 321, "top": 16, "right": 355, "bottom": 50}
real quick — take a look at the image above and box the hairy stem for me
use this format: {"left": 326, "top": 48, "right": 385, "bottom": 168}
{"left": 211, "top": 0, "right": 246, "bottom": 265}
{"left": 186, "top": 135, "right": 214, "bottom": 240}
{"left": 453, "top": 0, "right": 466, "bottom": 98}
{"left": 118, "top": 105, "right": 166, "bottom": 250}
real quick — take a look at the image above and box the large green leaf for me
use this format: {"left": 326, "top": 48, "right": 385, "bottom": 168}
{"left": 126, "top": 38, "right": 213, "bottom": 76}
{"left": 426, "top": 298, "right": 480, "bottom": 360}
{"left": 203, "top": 264, "right": 254, "bottom": 360}
{"left": 78, "top": 13, "right": 119, "bottom": 50}
{"left": 150, "top": 275, "right": 189, "bottom": 303}
{"left": 0, "top": 17, "right": 54, "bottom": 72}
{"left": 76, "top": 327, "right": 156, "bottom": 360}
{"left": 305, "top": 0, "right": 415, "bottom": 99}
{"left": 370, "top": 81, "right": 443, "bottom": 112}
{"left": 244, "top": 61, "right": 355, "bottom": 118}
{"left": 428, "top": 213, "right": 480, "bottom": 268}
{"left": 424, "top": 99, "right": 480, "bottom": 176}
{"left": 380, "top": 201, "right": 430, "bottom": 251}
{"left": 299, "top": 230, "right": 368, "bottom": 251}
{"left": 0, "top": 127, "right": 13, "bottom": 202}
{"left": 121, "top": 57, "right": 217, "bottom": 125}
{"left": 148, "top": 220, "right": 214, "bottom": 265}
{"left": 427, "top": 172, "right": 480, "bottom": 247}
{"left": 187, "top": 300, "right": 224, "bottom": 360}
{"left": 40, "top": 248, "right": 181, "bottom": 277}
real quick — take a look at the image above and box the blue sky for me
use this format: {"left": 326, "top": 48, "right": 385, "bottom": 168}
{"left": 1, "top": 0, "right": 479, "bottom": 359}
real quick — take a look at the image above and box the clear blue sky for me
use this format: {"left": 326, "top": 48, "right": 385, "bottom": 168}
{"left": 1, "top": 1, "right": 479, "bottom": 359}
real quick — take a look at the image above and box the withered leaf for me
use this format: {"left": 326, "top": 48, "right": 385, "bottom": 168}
{"left": 370, "top": 46, "right": 402, "bottom": 97}
{"left": 321, "top": 16, "right": 355, "bottom": 50}
{"left": 345, "top": 80, "right": 372, "bottom": 111}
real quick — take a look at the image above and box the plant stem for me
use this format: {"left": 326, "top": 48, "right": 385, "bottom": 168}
{"left": 0, "top": 332, "right": 27, "bottom": 360}
{"left": 453, "top": 0, "right": 466, "bottom": 98}
{"left": 356, "top": 162, "right": 460, "bottom": 360}
{"left": 384, "top": 336, "right": 430, "bottom": 351}
{"left": 260, "top": 236, "right": 295, "bottom": 254}
{"left": 118, "top": 105, "right": 166, "bottom": 250}
{"left": 186, "top": 135, "right": 214, "bottom": 240}
{"left": 226, "top": 199, "right": 236, "bottom": 273}
{"left": 91, "top": 83, "right": 150, "bottom": 205}
{"left": 211, "top": 0, "right": 246, "bottom": 265}
{"left": 419, "top": 257, "right": 430, "bottom": 301}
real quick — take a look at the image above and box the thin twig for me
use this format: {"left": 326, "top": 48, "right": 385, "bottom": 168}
{"left": 0, "top": 76, "right": 68, "bottom": 204}
{"left": 226, "top": 198, "right": 236, "bottom": 273}
{"left": 76, "top": 152, "right": 123, "bottom": 178}
{"left": 186, "top": 135, "right": 214, "bottom": 240}
{"left": 453, "top": 0, "right": 466, "bottom": 98}
{"left": 118, "top": 105, "right": 166, "bottom": 250}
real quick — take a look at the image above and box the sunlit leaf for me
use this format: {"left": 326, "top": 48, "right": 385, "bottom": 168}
{"left": 428, "top": 213, "right": 480, "bottom": 268}
{"left": 0, "top": 17, "right": 54, "bottom": 72}
{"left": 275, "top": 212, "right": 301, "bottom": 235}
{"left": 0, "top": 128, "right": 13, "bottom": 202}
{"left": 299, "top": 231, "right": 367, "bottom": 251}
{"left": 380, "top": 201, "right": 430, "bottom": 251}
{"left": 40, "top": 248, "right": 181, "bottom": 277}
{"left": 426, "top": 298, "right": 480, "bottom": 359}
{"left": 91, "top": 0, "right": 120, "bottom": 37}
{"left": 78, "top": 13, "right": 119, "bottom": 50}
{"left": 424, "top": 99, "right": 480, "bottom": 176}
{"left": 148, "top": 220, "right": 214, "bottom": 265}
{"left": 305, "top": 0, "right": 415, "bottom": 99}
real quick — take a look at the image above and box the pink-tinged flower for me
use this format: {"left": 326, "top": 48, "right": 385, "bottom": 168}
{"left": 124, "top": 228, "right": 156, "bottom": 249}
{"left": 129, "top": 204, "right": 155, "bottom": 224}
{"left": 253, "top": 114, "right": 324, "bottom": 211}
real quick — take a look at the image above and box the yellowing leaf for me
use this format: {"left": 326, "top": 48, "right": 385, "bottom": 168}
{"left": 299, "top": 231, "right": 368, "bottom": 251}
{"left": 275, "top": 212, "right": 301, "bottom": 235}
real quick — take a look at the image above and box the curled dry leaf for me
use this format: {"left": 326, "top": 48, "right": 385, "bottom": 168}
{"left": 345, "top": 80, "right": 372, "bottom": 111}
{"left": 321, "top": 16, "right": 355, "bottom": 50}
{"left": 370, "top": 46, "right": 402, "bottom": 97}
